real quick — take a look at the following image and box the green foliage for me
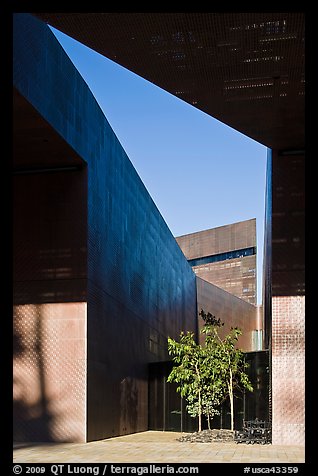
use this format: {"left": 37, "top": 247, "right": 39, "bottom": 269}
{"left": 167, "top": 330, "right": 223, "bottom": 430}
{"left": 167, "top": 309, "right": 253, "bottom": 431}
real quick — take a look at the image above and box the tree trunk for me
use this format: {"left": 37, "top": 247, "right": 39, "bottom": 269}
{"left": 207, "top": 414, "right": 211, "bottom": 430}
{"left": 198, "top": 388, "right": 202, "bottom": 432}
{"left": 229, "top": 369, "right": 234, "bottom": 431}
{"left": 195, "top": 363, "right": 202, "bottom": 432}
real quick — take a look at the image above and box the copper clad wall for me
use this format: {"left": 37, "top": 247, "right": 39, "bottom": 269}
{"left": 192, "top": 255, "right": 256, "bottom": 305}
{"left": 196, "top": 277, "right": 257, "bottom": 352}
{"left": 14, "top": 12, "right": 305, "bottom": 446}
{"left": 176, "top": 219, "right": 257, "bottom": 304}
{"left": 13, "top": 171, "right": 88, "bottom": 306}
{"left": 176, "top": 219, "right": 256, "bottom": 259}
{"left": 13, "top": 303, "right": 87, "bottom": 442}
{"left": 271, "top": 296, "right": 305, "bottom": 445}
{"left": 271, "top": 151, "right": 305, "bottom": 297}
{"left": 13, "top": 168, "right": 88, "bottom": 442}
{"left": 13, "top": 13, "right": 197, "bottom": 443}
{"left": 268, "top": 150, "right": 305, "bottom": 446}
{"left": 85, "top": 105, "right": 197, "bottom": 439}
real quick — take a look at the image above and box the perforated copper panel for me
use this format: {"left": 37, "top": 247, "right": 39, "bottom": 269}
{"left": 271, "top": 296, "right": 305, "bottom": 445}
{"left": 13, "top": 303, "right": 87, "bottom": 442}
{"left": 33, "top": 12, "right": 305, "bottom": 150}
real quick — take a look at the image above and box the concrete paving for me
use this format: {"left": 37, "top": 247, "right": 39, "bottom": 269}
{"left": 13, "top": 431, "right": 305, "bottom": 464}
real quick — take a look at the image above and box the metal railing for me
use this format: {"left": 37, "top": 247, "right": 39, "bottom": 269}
{"left": 234, "top": 419, "right": 271, "bottom": 444}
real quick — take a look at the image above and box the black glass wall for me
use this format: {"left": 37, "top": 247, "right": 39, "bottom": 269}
{"left": 149, "top": 351, "right": 269, "bottom": 432}
{"left": 149, "top": 362, "right": 197, "bottom": 433}
{"left": 212, "top": 351, "right": 269, "bottom": 430}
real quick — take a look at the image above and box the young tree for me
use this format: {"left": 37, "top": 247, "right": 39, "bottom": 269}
{"left": 219, "top": 327, "right": 253, "bottom": 431}
{"left": 200, "top": 309, "right": 253, "bottom": 431}
{"left": 167, "top": 331, "right": 205, "bottom": 431}
{"left": 200, "top": 367, "right": 223, "bottom": 430}
{"left": 198, "top": 310, "right": 225, "bottom": 429}
{"left": 167, "top": 310, "right": 253, "bottom": 432}
{"left": 167, "top": 330, "right": 224, "bottom": 431}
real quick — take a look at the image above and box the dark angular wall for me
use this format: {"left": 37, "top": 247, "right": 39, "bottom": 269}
{"left": 85, "top": 82, "right": 197, "bottom": 439}
{"left": 13, "top": 13, "right": 197, "bottom": 441}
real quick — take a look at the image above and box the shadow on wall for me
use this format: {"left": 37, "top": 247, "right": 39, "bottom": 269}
{"left": 13, "top": 166, "right": 88, "bottom": 443}
{"left": 119, "top": 377, "right": 138, "bottom": 435}
{"left": 13, "top": 305, "right": 57, "bottom": 442}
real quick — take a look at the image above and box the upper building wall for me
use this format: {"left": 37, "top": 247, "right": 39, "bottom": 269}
{"left": 176, "top": 219, "right": 256, "bottom": 260}
{"left": 192, "top": 255, "right": 257, "bottom": 305}
{"left": 176, "top": 219, "right": 257, "bottom": 304}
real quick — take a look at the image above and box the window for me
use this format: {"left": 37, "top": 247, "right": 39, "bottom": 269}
{"left": 188, "top": 246, "right": 256, "bottom": 268}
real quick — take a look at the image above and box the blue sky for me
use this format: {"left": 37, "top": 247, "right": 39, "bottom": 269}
{"left": 51, "top": 27, "right": 268, "bottom": 305}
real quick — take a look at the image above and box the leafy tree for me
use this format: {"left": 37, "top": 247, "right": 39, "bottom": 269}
{"left": 200, "top": 309, "right": 253, "bottom": 431}
{"left": 167, "top": 331, "right": 223, "bottom": 431}
{"left": 219, "top": 327, "right": 253, "bottom": 431}
{"left": 198, "top": 311, "right": 224, "bottom": 429}
{"left": 167, "top": 310, "right": 253, "bottom": 432}
{"left": 200, "top": 370, "right": 223, "bottom": 430}
{"left": 199, "top": 309, "right": 224, "bottom": 328}
{"left": 167, "top": 331, "right": 204, "bottom": 431}
{"left": 167, "top": 312, "right": 225, "bottom": 431}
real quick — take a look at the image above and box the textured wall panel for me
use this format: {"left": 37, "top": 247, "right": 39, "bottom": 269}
{"left": 13, "top": 140, "right": 87, "bottom": 442}
{"left": 85, "top": 69, "right": 197, "bottom": 440}
{"left": 271, "top": 151, "right": 305, "bottom": 297}
{"left": 177, "top": 219, "right": 257, "bottom": 304}
{"left": 13, "top": 303, "right": 87, "bottom": 442}
{"left": 192, "top": 255, "right": 256, "bottom": 304}
{"left": 196, "top": 276, "right": 258, "bottom": 351}
{"left": 271, "top": 296, "right": 305, "bottom": 446}
{"left": 263, "top": 149, "right": 305, "bottom": 445}
{"left": 177, "top": 219, "right": 256, "bottom": 259}
{"left": 13, "top": 169, "right": 87, "bottom": 305}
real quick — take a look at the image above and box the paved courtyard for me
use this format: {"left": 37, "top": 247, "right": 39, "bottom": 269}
{"left": 13, "top": 430, "right": 305, "bottom": 464}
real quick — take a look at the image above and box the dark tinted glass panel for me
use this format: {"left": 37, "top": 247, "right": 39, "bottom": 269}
{"left": 188, "top": 247, "right": 256, "bottom": 267}
{"left": 150, "top": 352, "right": 269, "bottom": 432}
{"left": 213, "top": 350, "right": 270, "bottom": 430}
{"left": 148, "top": 362, "right": 197, "bottom": 433}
